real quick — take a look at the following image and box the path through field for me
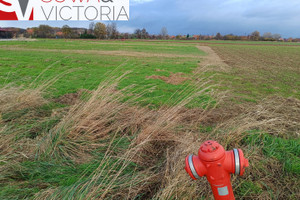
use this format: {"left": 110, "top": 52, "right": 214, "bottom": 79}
{"left": 196, "top": 46, "right": 230, "bottom": 72}
{"left": 0, "top": 46, "right": 200, "bottom": 58}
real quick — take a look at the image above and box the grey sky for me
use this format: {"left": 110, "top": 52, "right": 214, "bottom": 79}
{"left": 0, "top": 0, "right": 299, "bottom": 38}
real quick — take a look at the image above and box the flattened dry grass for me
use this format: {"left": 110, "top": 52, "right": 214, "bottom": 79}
{"left": 0, "top": 86, "right": 46, "bottom": 114}
{"left": 154, "top": 96, "right": 300, "bottom": 200}
{"left": 0, "top": 85, "right": 48, "bottom": 194}
{"left": 31, "top": 73, "right": 214, "bottom": 199}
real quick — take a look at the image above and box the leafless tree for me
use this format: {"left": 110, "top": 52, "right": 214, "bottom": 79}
{"left": 160, "top": 27, "right": 168, "bottom": 39}
{"left": 107, "top": 23, "right": 118, "bottom": 39}
{"left": 134, "top": 29, "right": 142, "bottom": 39}
{"left": 141, "top": 28, "right": 149, "bottom": 39}
{"left": 272, "top": 33, "right": 281, "bottom": 40}
{"left": 89, "top": 22, "right": 95, "bottom": 34}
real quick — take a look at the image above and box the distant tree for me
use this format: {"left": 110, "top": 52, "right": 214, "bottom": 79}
{"left": 88, "top": 22, "right": 95, "bottom": 34}
{"left": 141, "top": 28, "right": 149, "bottom": 39}
{"left": 134, "top": 29, "right": 142, "bottom": 39}
{"left": 80, "top": 30, "right": 96, "bottom": 39}
{"left": 216, "top": 32, "right": 222, "bottom": 40}
{"left": 149, "top": 34, "right": 156, "bottom": 39}
{"left": 160, "top": 27, "right": 168, "bottom": 39}
{"left": 106, "top": 23, "right": 118, "bottom": 39}
{"left": 272, "top": 33, "right": 281, "bottom": 40}
{"left": 62, "top": 25, "right": 72, "bottom": 38}
{"left": 107, "top": 24, "right": 112, "bottom": 39}
{"left": 224, "top": 34, "right": 239, "bottom": 40}
{"left": 94, "top": 22, "right": 107, "bottom": 39}
{"left": 36, "top": 25, "right": 53, "bottom": 38}
{"left": 176, "top": 35, "right": 181, "bottom": 40}
{"left": 250, "top": 30, "right": 260, "bottom": 41}
{"left": 186, "top": 34, "right": 190, "bottom": 39}
{"left": 124, "top": 33, "right": 129, "bottom": 39}
{"left": 262, "top": 32, "right": 273, "bottom": 39}
{"left": 112, "top": 23, "right": 118, "bottom": 39}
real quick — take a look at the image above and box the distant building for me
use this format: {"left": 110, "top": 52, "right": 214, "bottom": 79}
{"left": 72, "top": 28, "right": 86, "bottom": 35}
{"left": 240, "top": 36, "right": 249, "bottom": 41}
{"left": 193, "top": 35, "right": 200, "bottom": 40}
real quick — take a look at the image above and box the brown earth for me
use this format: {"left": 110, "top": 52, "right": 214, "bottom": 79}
{"left": 53, "top": 89, "right": 92, "bottom": 105}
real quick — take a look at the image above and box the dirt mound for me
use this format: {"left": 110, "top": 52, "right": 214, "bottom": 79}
{"left": 147, "top": 73, "right": 189, "bottom": 85}
{"left": 54, "top": 93, "right": 80, "bottom": 105}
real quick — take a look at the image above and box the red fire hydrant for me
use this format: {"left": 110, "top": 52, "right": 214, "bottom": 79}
{"left": 185, "top": 140, "right": 249, "bottom": 200}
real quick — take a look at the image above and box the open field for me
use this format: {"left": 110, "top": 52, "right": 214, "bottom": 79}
{"left": 0, "top": 39, "right": 299, "bottom": 199}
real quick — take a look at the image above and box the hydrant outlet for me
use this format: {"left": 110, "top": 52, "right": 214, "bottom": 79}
{"left": 185, "top": 140, "right": 249, "bottom": 200}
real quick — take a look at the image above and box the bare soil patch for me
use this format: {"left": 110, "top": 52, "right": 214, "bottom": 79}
{"left": 155, "top": 69, "right": 165, "bottom": 72}
{"left": 147, "top": 73, "right": 190, "bottom": 85}
{"left": 54, "top": 89, "right": 91, "bottom": 105}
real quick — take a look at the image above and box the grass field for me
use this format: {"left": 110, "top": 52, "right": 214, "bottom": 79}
{"left": 0, "top": 39, "right": 299, "bottom": 199}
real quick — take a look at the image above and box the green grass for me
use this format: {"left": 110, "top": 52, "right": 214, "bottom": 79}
{"left": 0, "top": 39, "right": 206, "bottom": 55}
{"left": 0, "top": 126, "right": 136, "bottom": 199}
{"left": 1, "top": 39, "right": 299, "bottom": 199}
{"left": 0, "top": 40, "right": 208, "bottom": 107}
{"left": 245, "top": 133, "right": 300, "bottom": 175}
{"left": 236, "top": 181, "right": 263, "bottom": 197}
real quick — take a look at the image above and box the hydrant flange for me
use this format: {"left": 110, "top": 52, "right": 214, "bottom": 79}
{"left": 185, "top": 140, "right": 249, "bottom": 200}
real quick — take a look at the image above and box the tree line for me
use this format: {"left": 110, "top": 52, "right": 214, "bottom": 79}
{"left": 2, "top": 23, "right": 300, "bottom": 42}
{"left": 22, "top": 23, "right": 171, "bottom": 40}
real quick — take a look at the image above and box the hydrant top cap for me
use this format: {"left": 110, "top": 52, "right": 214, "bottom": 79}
{"left": 200, "top": 140, "right": 220, "bottom": 153}
{"left": 199, "top": 140, "right": 225, "bottom": 161}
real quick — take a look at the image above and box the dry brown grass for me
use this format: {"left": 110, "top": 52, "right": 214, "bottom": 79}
{"left": 33, "top": 73, "right": 215, "bottom": 199}
{"left": 0, "top": 86, "right": 47, "bottom": 113}
{"left": 37, "top": 74, "right": 147, "bottom": 161}
{"left": 154, "top": 96, "right": 300, "bottom": 200}
{"left": 34, "top": 73, "right": 300, "bottom": 199}
{"left": 2, "top": 68, "right": 298, "bottom": 199}
{"left": 0, "top": 85, "right": 49, "bottom": 185}
{"left": 0, "top": 84, "right": 47, "bottom": 157}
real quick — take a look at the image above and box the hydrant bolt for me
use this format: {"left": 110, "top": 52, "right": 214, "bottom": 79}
{"left": 185, "top": 140, "right": 249, "bottom": 200}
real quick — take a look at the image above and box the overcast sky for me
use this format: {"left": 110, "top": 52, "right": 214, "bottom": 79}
{"left": 0, "top": 0, "right": 299, "bottom": 38}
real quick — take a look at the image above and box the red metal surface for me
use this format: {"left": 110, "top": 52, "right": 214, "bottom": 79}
{"left": 185, "top": 140, "right": 249, "bottom": 200}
